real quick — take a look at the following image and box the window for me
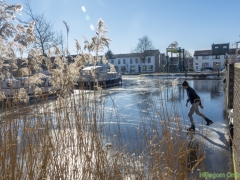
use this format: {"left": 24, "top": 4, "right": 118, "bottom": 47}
{"left": 213, "top": 62, "right": 221, "bottom": 70}
{"left": 148, "top": 57, "right": 151, "bottom": 63}
{"left": 202, "top": 62, "right": 209, "bottom": 68}
{"left": 202, "top": 56, "right": 209, "bottom": 59}
{"left": 111, "top": 60, "right": 114, "bottom": 64}
{"left": 48, "top": 79, "right": 52, "bottom": 86}
{"left": 195, "top": 63, "right": 198, "bottom": 65}
{"left": 215, "top": 46, "right": 219, "bottom": 49}
{"left": 148, "top": 65, "right": 153, "bottom": 71}
{"left": 118, "top": 59, "right": 120, "bottom": 64}
{"left": 142, "top": 65, "right": 147, "bottom": 72}
{"left": 130, "top": 59, "right": 132, "bottom": 64}
{"left": 223, "top": 46, "right": 227, "bottom": 49}
{"left": 212, "top": 55, "right": 220, "bottom": 59}
{"left": 6, "top": 82, "right": 11, "bottom": 87}
{"left": 195, "top": 56, "right": 198, "bottom": 60}
{"left": 135, "top": 58, "right": 138, "bottom": 63}
{"left": 196, "top": 66, "right": 198, "bottom": 69}
{"left": 121, "top": 66, "right": 126, "bottom": 72}
{"left": 130, "top": 65, "right": 135, "bottom": 72}
{"left": 123, "top": 59, "right": 126, "bottom": 64}
{"left": 115, "top": 66, "right": 118, "bottom": 72}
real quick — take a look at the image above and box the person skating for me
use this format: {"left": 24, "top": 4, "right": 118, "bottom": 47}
{"left": 182, "top": 80, "right": 213, "bottom": 131}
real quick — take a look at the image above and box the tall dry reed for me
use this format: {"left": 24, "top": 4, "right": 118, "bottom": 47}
{"left": 0, "top": 79, "right": 206, "bottom": 180}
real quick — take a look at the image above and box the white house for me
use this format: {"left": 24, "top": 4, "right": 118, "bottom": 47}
{"left": 193, "top": 43, "right": 238, "bottom": 71}
{"left": 106, "top": 50, "right": 162, "bottom": 73}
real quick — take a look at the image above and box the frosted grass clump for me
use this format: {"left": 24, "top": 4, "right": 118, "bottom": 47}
{"left": 28, "top": 73, "right": 47, "bottom": 88}
{"left": 0, "top": 91, "right": 6, "bottom": 101}
{"left": 13, "top": 88, "right": 29, "bottom": 102}
{"left": 33, "top": 86, "right": 42, "bottom": 97}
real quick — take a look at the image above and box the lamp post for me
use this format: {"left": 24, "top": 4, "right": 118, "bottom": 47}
{"left": 236, "top": 41, "right": 240, "bottom": 57}
{"left": 217, "top": 63, "right": 220, "bottom": 77}
{"left": 224, "top": 52, "right": 228, "bottom": 70}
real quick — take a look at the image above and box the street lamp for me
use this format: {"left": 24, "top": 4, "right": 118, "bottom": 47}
{"left": 224, "top": 52, "right": 228, "bottom": 69}
{"left": 217, "top": 63, "right": 220, "bottom": 77}
{"left": 236, "top": 41, "right": 240, "bottom": 57}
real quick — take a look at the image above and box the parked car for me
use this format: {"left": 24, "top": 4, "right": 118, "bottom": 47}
{"left": 201, "top": 67, "right": 213, "bottom": 72}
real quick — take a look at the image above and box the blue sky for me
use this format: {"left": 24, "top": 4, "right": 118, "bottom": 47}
{"left": 7, "top": 0, "right": 240, "bottom": 56}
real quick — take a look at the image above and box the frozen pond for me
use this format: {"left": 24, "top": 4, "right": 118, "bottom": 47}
{"left": 1, "top": 74, "right": 232, "bottom": 179}
{"left": 101, "top": 75, "right": 233, "bottom": 175}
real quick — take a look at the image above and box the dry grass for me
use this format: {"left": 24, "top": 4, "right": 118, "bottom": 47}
{"left": 0, "top": 82, "right": 206, "bottom": 180}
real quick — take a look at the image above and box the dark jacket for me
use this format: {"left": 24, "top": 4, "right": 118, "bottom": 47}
{"left": 186, "top": 86, "right": 202, "bottom": 105}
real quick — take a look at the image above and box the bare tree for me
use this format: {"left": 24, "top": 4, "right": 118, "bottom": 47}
{"left": 184, "top": 49, "right": 192, "bottom": 58}
{"left": 22, "top": 0, "right": 61, "bottom": 56}
{"left": 183, "top": 49, "right": 193, "bottom": 71}
{"left": 134, "top": 35, "right": 154, "bottom": 62}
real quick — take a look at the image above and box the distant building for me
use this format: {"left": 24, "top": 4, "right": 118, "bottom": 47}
{"left": 106, "top": 50, "right": 162, "bottom": 73}
{"left": 193, "top": 43, "right": 240, "bottom": 71}
{"left": 159, "top": 53, "right": 167, "bottom": 72}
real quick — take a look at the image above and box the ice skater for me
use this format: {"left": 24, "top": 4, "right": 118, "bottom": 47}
{"left": 182, "top": 80, "right": 213, "bottom": 131}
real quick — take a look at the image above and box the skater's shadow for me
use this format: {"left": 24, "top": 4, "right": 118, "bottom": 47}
{"left": 195, "top": 128, "right": 230, "bottom": 150}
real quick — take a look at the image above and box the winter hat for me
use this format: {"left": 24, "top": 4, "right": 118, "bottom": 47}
{"left": 182, "top": 80, "right": 189, "bottom": 86}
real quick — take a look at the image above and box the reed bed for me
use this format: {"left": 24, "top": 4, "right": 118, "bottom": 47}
{"left": 0, "top": 80, "right": 207, "bottom": 180}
